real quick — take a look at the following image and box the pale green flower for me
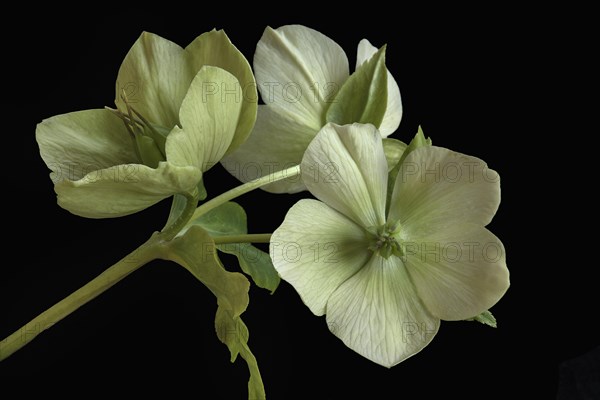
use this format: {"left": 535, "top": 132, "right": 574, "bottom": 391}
{"left": 270, "top": 123, "right": 509, "bottom": 367}
{"left": 224, "top": 24, "right": 402, "bottom": 193}
{"left": 36, "top": 31, "right": 256, "bottom": 218}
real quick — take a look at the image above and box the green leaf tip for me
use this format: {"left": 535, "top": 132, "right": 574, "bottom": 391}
{"left": 187, "top": 202, "right": 280, "bottom": 293}
{"left": 326, "top": 45, "right": 388, "bottom": 128}
{"left": 466, "top": 310, "right": 498, "bottom": 328}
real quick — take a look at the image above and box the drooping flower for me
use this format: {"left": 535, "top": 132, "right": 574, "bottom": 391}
{"left": 270, "top": 123, "right": 509, "bottom": 367}
{"left": 36, "top": 31, "right": 256, "bottom": 218}
{"left": 224, "top": 24, "right": 402, "bottom": 193}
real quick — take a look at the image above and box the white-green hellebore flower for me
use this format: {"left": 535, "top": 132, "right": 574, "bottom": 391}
{"left": 224, "top": 24, "right": 402, "bottom": 193}
{"left": 36, "top": 31, "right": 256, "bottom": 218}
{"left": 270, "top": 123, "right": 509, "bottom": 367}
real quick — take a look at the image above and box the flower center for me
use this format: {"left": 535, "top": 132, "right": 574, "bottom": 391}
{"left": 367, "top": 221, "right": 403, "bottom": 260}
{"left": 110, "top": 91, "right": 168, "bottom": 168}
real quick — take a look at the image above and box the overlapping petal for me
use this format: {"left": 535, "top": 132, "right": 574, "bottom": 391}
{"left": 227, "top": 25, "right": 404, "bottom": 194}
{"left": 186, "top": 30, "right": 257, "bottom": 153}
{"left": 54, "top": 162, "right": 200, "bottom": 218}
{"left": 37, "top": 109, "right": 200, "bottom": 217}
{"left": 116, "top": 32, "right": 193, "bottom": 129}
{"left": 254, "top": 25, "right": 349, "bottom": 128}
{"left": 402, "top": 224, "right": 509, "bottom": 321}
{"left": 270, "top": 199, "right": 370, "bottom": 315}
{"left": 36, "top": 109, "right": 139, "bottom": 182}
{"left": 301, "top": 123, "right": 388, "bottom": 228}
{"left": 356, "top": 39, "right": 402, "bottom": 136}
{"left": 166, "top": 66, "right": 243, "bottom": 173}
{"left": 222, "top": 105, "right": 316, "bottom": 194}
{"left": 325, "top": 255, "right": 439, "bottom": 367}
{"left": 271, "top": 123, "right": 508, "bottom": 367}
{"left": 116, "top": 30, "right": 256, "bottom": 142}
{"left": 388, "top": 146, "right": 501, "bottom": 227}
{"left": 37, "top": 67, "right": 246, "bottom": 218}
{"left": 39, "top": 31, "right": 255, "bottom": 219}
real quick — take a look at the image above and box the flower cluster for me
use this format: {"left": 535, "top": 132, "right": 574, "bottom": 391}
{"left": 5, "top": 24, "right": 509, "bottom": 400}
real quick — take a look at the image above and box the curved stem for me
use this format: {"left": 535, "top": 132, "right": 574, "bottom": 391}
{"left": 161, "top": 190, "right": 200, "bottom": 240}
{"left": 213, "top": 233, "right": 272, "bottom": 245}
{"left": 191, "top": 164, "right": 300, "bottom": 221}
{"left": 0, "top": 235, "right": 161, "bottom": 361}
{"left": 0, "top": 166, "right": 296, "bottom": 361}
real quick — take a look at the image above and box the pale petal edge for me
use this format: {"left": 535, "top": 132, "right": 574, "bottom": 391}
{"left": 55, "top": 162, "right": 200, "bottom": 218}
{"left": 270, "top": 199, "right": 370, "bottom": 315}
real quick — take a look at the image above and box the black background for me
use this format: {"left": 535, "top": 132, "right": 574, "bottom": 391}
{"left": 1, "top": 7, "right": 595, "bottom": 399}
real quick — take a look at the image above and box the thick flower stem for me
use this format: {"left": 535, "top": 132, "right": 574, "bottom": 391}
{"left": 0, "top": 235, "right": 161, "bottom": 362}
{"left": 191, "top": 164, "right": 301, "bottom": 220}
{"left": 213, "top": 234, "right": 272, "bottom": 244}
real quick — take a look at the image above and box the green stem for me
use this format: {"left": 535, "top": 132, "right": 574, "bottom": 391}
{"left": 191, "top": 164, "right": 301, "bottom": 221}
{"left": 213, "top": 233, "right": 272, "bottom": 245}
{"left": 0, "top": 165, "right": 289, "bottom": 361}
{"left": 0, "top": 235, "right": 161, "bottom": 362}
{"left": 161, "top": 190, "right": 200, "bottom": 240}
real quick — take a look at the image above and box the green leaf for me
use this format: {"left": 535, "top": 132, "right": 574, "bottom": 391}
{"left": 326, "top": 45, "right": 388, "bottom": 128}
{"left": 220, "top": 243, "right": 279, "bottom": 294}
{"left": 385, "top": 126, "right": 432, "bottom": 215}
{"left": 382, "top": 138, "right": 407, "bottom": 172}
{"left": 159, "top": 226, "right": 265, "bottom": 399}
{"left": 189, "top": 202, "right": 280, "bottom": 293}
{"left": 466, "top": 310, "right": 498, "bottom": 328}
{"left": 162, "top": 226, "right": 250, "bottom": 317}
{"left": 215, "top": 308, "right": 266, "bottom": 400}
{"left": 192, "top": 201, "right": 246, "bottom": 236}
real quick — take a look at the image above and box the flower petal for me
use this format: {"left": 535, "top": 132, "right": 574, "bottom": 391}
{"left": 302, "top": 123, "right": 388, "bottom": 228}
{"left": 326, "top": 46, "right": 388, "bottom": 129}
{"left": 222, "top": 105, "right": 315, "bottom": 194}
{"left": 254, "top": 25, "right": 349, "bottom": 130}
{"left": 326, "top": 255, "right": 440, "bottom": 367}
{"left": 115, "top": 32, "right": 193, "bottom": 129}
{"left": 166, "top": 66, "right": 243, "bottom": 172}
{"left": 55, "top": 162, "right": 201, "bottom": 218}
{"left": 36, "top": 109, "right": 139, "bottom": 183}
{"left": 186, "top": 29, "right": 257, "bottom": 154}
{"left": 382, "top": 138, "right": 407, "bottom": 172}
{"left": 356, "top": 39, "right": 402, "bottom": 136}
{"left": 402, "top": 225, "right": 509, "bottom": 321}
{"left": 388, "top": 146, "right": 501, "bottom": 227}
{"left": 270, "top": 199, "right": 370, "bottom": 316}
